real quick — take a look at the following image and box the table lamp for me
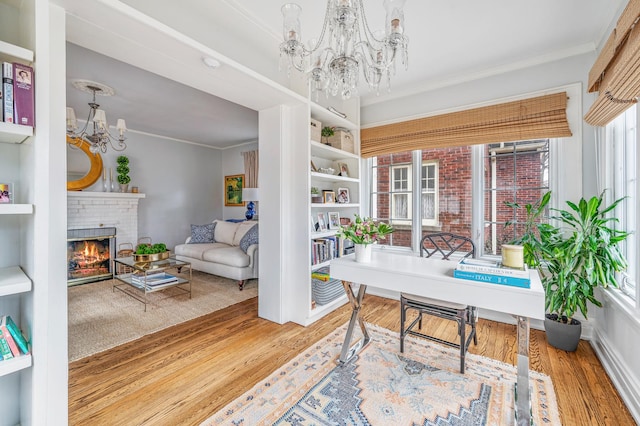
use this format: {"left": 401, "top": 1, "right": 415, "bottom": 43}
{"left": 242, "top": 188, "right": 259, "bottom": 220}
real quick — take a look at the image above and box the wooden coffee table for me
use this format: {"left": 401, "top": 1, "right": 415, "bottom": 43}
{"left": 113, "top": 256, "right": 192, "bottom": 311}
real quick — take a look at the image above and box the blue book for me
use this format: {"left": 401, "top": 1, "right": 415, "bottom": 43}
{"left": 453, "top": 269, "right": 531, "bottom": 288}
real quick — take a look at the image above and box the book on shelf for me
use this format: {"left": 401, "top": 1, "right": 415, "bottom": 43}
{"left": 0, "top": 336, "right": 13, "bottom": 360}
{"left": 2, "top": 315, "right": 29, "bottom": 355}
{"left": 2, "top": 62, "right": 14, "bottom": 123}
{"left": 311, "top": 270, "right": 330, "bottom": 282}
{"left": 13, "top": 62, "right": 34, "bottom": 127}
{"left": 131, "top": 272, "right": 178, "bottom": 286}
{"left": 0, "top": 323, "right": 20, "bottom": 357}
{"left": 455, "top": 258, "right": 529, "bottom": 278}
{"left": 453, "top": 269, "right": 531, "bottom": 288}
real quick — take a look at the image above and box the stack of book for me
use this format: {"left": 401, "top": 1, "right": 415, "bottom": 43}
{"left": 0, "top": 315, "right": 30, "bottom": 361}
{"left": 453, "top": 258, "right": 531, "bottom": 288}
{"left": 131, "top": 272, "right": 179, "bottom": 289}
{"left": 2, "top": 62, "right": 34, "bottom": 126}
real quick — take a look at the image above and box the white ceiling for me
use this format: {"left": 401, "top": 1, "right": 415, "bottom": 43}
{"left": 61, "top": 0, "right": 625, "bottom": 148}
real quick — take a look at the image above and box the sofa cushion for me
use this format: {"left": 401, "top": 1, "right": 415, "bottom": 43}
{"left": 189, "top": 222, "right": 216, "bottom": 244}
{"left": 175, "top": 242, "right": 225, "bottom": 260}
{"left": 214, "top": 220, "right": 239, "bottom": 246}
{"left": 239, "top": 223, "right": 259, "bottom": 253}
{"left": 202, "top": 246, "right": 250, "bottom": 268}
{"left": 232, "top": 222, "right": 257, "bottom": 246}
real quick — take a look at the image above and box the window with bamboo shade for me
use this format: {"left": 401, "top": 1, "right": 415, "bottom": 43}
{"left": 361, "top": 92, "right": 572, "bottom": 158}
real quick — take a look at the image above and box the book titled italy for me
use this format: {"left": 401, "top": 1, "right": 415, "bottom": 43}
{"left": 13, "top": 63, "right": 34, "bottom": 127}
{"left": 453, "top": 269, "right": 531, "bottom": 288}
{"left": 2, "top": 62, "right": 13, "bottom": 123}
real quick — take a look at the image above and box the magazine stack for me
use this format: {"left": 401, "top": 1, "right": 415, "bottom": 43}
{"left": 453, "top": 258, "right": 531, "bottom": 288}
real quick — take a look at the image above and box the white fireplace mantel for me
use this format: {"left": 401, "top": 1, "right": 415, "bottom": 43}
{"left": 67, "top": 191, "right": 146, "bottom": 247}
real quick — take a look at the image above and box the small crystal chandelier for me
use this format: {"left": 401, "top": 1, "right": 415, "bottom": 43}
{"left": 279, "top": 0, "right": 408, "bottom": 100}
{"left": 66, "top": 80, "right": 127, "bottom": 154}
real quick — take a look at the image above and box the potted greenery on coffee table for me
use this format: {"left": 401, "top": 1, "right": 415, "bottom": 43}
{"left": 116, "top": 155, "right": 131, "bottom": 193}
{"left": 506, "top": 191, "right": 630, "bottom": 351}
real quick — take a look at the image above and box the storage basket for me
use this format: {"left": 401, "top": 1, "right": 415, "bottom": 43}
{"left": 311, "top": 266, "right": 344, "bottom": 305}
{"left": 310, "top": 118, "right": 322, "bottom": 142}
{"left": 116, "top": 243, "right": 134, "bottom": 274}
{"left": 327, "top": 130, "right": 354, "bottom": 153}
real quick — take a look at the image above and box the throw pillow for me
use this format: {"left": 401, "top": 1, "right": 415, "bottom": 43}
{"left": 214, "top": 220, "right": 238, "bottom": 245}
{"left": 239, "top": 223, "right": 259, "bottom": 253}
{"left": 189, "top": 222, "right": 216, "bottom": 244}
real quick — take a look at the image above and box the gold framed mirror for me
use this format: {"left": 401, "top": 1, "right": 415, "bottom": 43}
{"left": 67, "top": 136, "right": 103, "bottom": 191}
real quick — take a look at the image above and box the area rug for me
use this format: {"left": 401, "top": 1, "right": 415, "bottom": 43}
{"left": 68, "top": 271, "right": 257, "bottom": 362}
{"left": 203, "top": 323, "right": 560, "bottom": 425}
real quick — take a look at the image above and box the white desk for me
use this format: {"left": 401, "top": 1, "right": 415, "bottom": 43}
{"left": 330, "top": 251, "right": 545, "bottom": 426}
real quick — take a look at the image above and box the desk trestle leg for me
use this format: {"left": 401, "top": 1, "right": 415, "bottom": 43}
{"left": 338, "top": 281, "right": 371, "bottom": 365}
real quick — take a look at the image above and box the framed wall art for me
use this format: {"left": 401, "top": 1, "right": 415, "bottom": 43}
{"left": 224, "top": 174, "right": 245, "bottom": 206}
{"left": 0, "top": 183, "right": 13, "bottom": 204}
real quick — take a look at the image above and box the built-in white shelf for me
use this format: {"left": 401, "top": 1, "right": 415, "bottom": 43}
{"left": 0, "top": 122, "right": 33, "bottom": 144}
{"left": 310, "top": 172, "right": 359, "bottom": 183}
{"left": 0, "top": 204, "right": 34, "bottom": 215}
{"left": 0, "top": 266, "right": 32, "bottom": 297}
{"left": 311, "top": 140, "right": 358, "bottom": 160}
{"left": 308, "top": 294, "right": 348, "bottom": 325}
{"left": 311, "top": 203, "right": 359, "bottom": 209}
{"left": 310, "top": 102, "right": 356, "bottom": 130}
{"left": 0, "top": 39, "right": 34, "bottom": 63}
{"left": 0, "top": 354, "right": 32, "bottom": 377}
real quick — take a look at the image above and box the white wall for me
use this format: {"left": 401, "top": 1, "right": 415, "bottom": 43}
{"left": 221, "top": 140, "right": 258, "bottom": 220}
{"left": 69, "top": 132, "right": 222, "bottom": 250}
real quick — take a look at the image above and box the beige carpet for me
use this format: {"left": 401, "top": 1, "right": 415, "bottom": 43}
{"left": 68, "top": 271, "right": 257, "bottom": 362}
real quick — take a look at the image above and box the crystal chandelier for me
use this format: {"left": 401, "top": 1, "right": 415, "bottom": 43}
{"left": 66, "top": 80, "right": 127, "bottom": 154}
{"left": 279, "top": 0, "right": 408, "bottom": 100}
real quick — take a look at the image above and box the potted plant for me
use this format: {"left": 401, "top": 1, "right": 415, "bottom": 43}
{"left": 116, "top": 155, "right": 131, "bottom": 193}
{"left": 311, "top": 187, "right": 322, "bottom": 203}
{"left": 336, "top": 214, "right": 394, "bottom": 263}
{"left": 321, "top": 126, "right": 334, "bottom": 145}
{"left": 506, "top": 191, "right": 630, "bottom": 351}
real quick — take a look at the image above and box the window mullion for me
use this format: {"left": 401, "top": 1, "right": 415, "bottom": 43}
{"left": 412, "top": 150, "right": 422, "bottom": 253}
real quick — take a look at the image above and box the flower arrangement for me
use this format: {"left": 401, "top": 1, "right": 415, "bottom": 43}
{"left": 336, "top": 215, "right": 394, "bottom": 245}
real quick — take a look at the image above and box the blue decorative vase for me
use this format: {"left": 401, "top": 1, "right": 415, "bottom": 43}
{"left": 245, "top": 201, "right": 255, "bottom": 220}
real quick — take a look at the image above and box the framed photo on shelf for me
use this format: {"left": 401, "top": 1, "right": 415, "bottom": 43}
{"left": 323, "top": 190, "right": 336, "bottom": 204}
{"left": 224, "top": 174, "right": 245, "bottom": 206}
{"left": 0, "top": 183, "right": 13, "bottom": 204}
{"left": 317, "top": 212, "right": 327, "bottom": 231}
{"left": 310, "top": 160, "right": 317, "bottom": 172}
{"left": 327, "top": 212, "right": 340, "bottom": 230}
{"left": 311, "top": 215, "right": 318, "bottom": 232}
{"left": 337, "top": 162, "right": 350, "bottom": 177}
{"left": 337, "top": 187, "right": 350, "bottom": 204}
{"left": 340, "top": 217, "right": 352, "bottom": 226}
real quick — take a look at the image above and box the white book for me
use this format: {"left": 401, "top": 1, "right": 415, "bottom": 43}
{"left": 455, "top": 258, "right": 529, "bottom": 278}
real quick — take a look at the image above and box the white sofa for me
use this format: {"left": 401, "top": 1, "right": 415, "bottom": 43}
{"left": 174, "top": 220, "right": 258, "bottom": 290}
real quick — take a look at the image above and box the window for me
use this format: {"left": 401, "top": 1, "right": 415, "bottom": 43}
{"left": 605, "top": 105, "right": 637, "bottom": 301}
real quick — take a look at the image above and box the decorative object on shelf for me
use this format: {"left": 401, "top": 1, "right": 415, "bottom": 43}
{"left": 311, "top": 187, "right": 323, "bottom": 203}
{"left": 316, "top": 212, "right": 328, "bottom": 231}
{"left": 225, "top": 174, "right": 245, "bottom": 206}
{"left": 321, "top": 126, "right": 334, "bottom": 145}
{"left": 310, "top": 118, "right": 322, "bottom": 142}
{"left": 327, "top": 212, "right": 340, "bottom": 230}
{"left": 242, "top": 188, "right": 259, "bottom": 220}
{"left": 310, "top": 160, "right": 317, "bottom": 172}
{"left": 337, "top": 187, "right": 350, "bottom": 204}
{"left": 0, "top": 183, "right": 13, "bottom": 204}
{"left": 337, "top": 162, "right": 350, "bottom": 177}
{"left": 323, "top": 190, "right": 336, "bottom": 204}
{"left": 327, "top": 128, "right": 354, "bottom": 153}
{"left": 501, "top": 244, "right": 524, "bottom": 269}
{"left": 116, "top": 155, "right": 131, "bottom": 193}
{"left": 133, "top": 242, "right": 169, "bottom": 262}
{"left": 318, "top": 167, "right": 335, "bottom": 175}
{"left": 280, "top": 0, "right": 409, "bottom": 100}
{"left": 66, "top": 80, "right": 127, "bottom": 154}
{"left": 101, "top": 168, "right": 108, "bottom": 192}
{"left": 110, "top": 167, "right": 116, "bottom": 192}
{"left": 336, "top": 215, "right": 394, "bottom": 262}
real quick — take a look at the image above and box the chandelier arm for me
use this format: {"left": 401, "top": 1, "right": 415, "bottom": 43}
{"left": 307, "top": 0, "right": 333, "bottom": 54}
{"left": 357, "top": 0, "right": 384, "bottom": 46}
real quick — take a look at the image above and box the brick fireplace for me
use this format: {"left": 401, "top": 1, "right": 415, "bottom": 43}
{"left": 67, "top": 192, "right": 145, "bottom": 285}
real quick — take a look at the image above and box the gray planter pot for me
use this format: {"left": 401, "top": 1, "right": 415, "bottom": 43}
{"left": 544, "top": 314, "right": 582, "bottom": 351}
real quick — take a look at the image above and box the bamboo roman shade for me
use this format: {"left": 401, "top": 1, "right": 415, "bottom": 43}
{"left": 585, "top": 0, "right": 640, "bottom": 126}
{"left": 361, "top": 92, "right": 572, "bottom": 158}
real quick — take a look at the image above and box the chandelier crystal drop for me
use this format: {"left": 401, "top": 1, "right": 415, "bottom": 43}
{"left": 66, "top": 80, "right": 127, "bottom": 154}
{"left": 279, "top": 0, "right": 408, "bottom": 100}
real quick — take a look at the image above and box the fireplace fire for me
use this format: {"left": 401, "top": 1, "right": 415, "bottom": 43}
{"left": 67, "top": 227, "right": 116, "bottom": 286}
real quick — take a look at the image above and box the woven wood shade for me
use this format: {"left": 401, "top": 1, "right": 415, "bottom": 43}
{"left": 361, "top": 92, "right": 571, "bottom": 158}
{"left": 585, "top": 0, "right": 640, "bottom": 126}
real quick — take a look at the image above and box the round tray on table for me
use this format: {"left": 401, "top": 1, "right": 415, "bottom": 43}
{"left": 133, "top": 251, "right": 171, "bottom": 263}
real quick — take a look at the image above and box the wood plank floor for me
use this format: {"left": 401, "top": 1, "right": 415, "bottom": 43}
{"left": 69, "top": 296, "right": 635, "bottom": 425}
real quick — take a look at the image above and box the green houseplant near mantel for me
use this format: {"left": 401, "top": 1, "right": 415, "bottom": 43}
{"left": 116, "top": 155, "right": 131, "bottom": 193}
{"left": 506, "top": 191, "right": 630, "bottom": 351}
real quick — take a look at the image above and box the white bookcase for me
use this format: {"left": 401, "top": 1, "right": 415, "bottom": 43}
{"left": 287, "top": 100, "right": 361, "bottom": 326}
{"left": 0, "top": 1, "right": 68, "bottom": 424}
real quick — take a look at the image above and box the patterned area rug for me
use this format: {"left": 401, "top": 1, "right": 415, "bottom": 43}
{"left": 203, "top": 323, "right": 560, "bottom": 425}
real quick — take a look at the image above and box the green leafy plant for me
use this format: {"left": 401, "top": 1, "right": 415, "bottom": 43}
{"left": 321, "top": 126, "right": 335, "bottom": 138}
{"left": 336, "top": 214, "right": 394, "bottom": 245}
{"left": 506, "top": 191, "right": 630, "bottom": 324}
{"left": 135, "top": 243, "right": 167, "bottom": 254}
{"left": 116, "top": 155, "right": 131, "bottom": 185}
{"left": 311, "top": 187, "right": 320, "bottom": 195}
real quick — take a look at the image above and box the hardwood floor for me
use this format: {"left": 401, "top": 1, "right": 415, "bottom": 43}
{"left": 69, "top": 296, "right": 635, "bottom": 425}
